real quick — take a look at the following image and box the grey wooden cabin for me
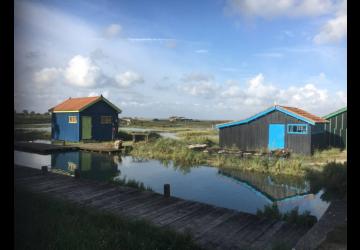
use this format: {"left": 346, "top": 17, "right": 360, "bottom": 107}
{"left": 216, "top": 105, "right": 329, "bottom": 155}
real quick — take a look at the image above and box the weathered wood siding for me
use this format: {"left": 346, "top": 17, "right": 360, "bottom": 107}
{"left": 219, "top": 110, "right": 313, "bottom": 155}
{"left": 324, "top": 111, "right": 347, "bottom": 148}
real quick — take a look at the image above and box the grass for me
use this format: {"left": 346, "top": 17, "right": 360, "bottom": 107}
{"left": 14, "top": 129, "right": 50, "bottom": 141}
{"left": 256, "top": 203, "right": 317, "bottom": 228}
{"left": 305, "top": 161, "right": 347, "bottom": 202}
{"left": 14, "top": 187, "right": 202, "bottom": 250}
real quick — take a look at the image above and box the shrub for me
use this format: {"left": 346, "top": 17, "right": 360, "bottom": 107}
{"left": 257, "top": 204, "right": 317, "bottom": 228}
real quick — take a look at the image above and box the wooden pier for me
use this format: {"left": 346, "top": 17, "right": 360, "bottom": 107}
{"left": 14, "top": 142, "right": 79, "bottom": 155}
{"left": 14, "top": 165, "right": 310, "bottom": 250}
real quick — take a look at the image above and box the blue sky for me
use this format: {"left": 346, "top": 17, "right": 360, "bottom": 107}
{"left": 14, "top": 0, "right": 347, "bottom": 119}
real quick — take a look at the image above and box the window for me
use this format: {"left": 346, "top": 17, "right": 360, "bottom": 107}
{"left": 287, "top": 124, "right": 307, "bottom": 134}
{"left": 68, "top": 116, "right": 77, "bottom": 123}
{"left": 101, "top": 116, "right": 112, "bottom": 124}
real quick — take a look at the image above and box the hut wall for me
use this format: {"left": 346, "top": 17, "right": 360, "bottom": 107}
{"left": 324, "top": 111, "right": 347, "bottom": 148}
{"left": 219, "top": 110, "right": 312, "bottom": 154}
{"left": 80, "top": 101, "right": 119, "bottom": 141}
{"left": 51, "top": 112, "right": 80, "bottom": 141}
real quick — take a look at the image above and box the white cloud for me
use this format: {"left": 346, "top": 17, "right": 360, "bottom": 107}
{"left": 180, "top": 73, "right": 219, "bottom": 98}
{"left": 181, "top": 82, "right": 219, "bottom": 97}
{"left": 218, "top": 73, "right": 346, "bottom": 116}
{"left": 33, "top": 67, "right": 62, "bottom": 83}
{"left": 225, "top": 0, "right": 333, "bottom": 19}
{"left": 336, "top": 90, "right": 347, "bottom": 104}
{"left": 314, "top": 0, "right": 346, "bottom": 44}
{"left": 64, "top": 55, "right": 101, "bottom": 87}
{"left": 104, "top": 24, "right": 122, "bottom": 38}
{"left": 115, "top": 71, "right": 144, "bottom": 87}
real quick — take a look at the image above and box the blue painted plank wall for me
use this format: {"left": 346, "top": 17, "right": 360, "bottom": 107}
{"left": 51, "top": 113, "right": 80, "bottom": 141}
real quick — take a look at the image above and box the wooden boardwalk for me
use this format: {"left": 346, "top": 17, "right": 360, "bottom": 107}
{"left": 14, "top": 165, "right": 309, "bottom": 250}
{"left": 14, "top": 142, "right": 79, "bottom": 154}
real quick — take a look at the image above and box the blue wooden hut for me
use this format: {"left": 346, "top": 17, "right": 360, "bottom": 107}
{"left": 49, "top": 95, "right": 121, "bottom": 142}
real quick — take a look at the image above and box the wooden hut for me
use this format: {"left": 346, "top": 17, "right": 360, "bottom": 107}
{"left": 49, "top": 95, "right": 121, "bottom": 142}
{"left": 323, "top": 107, "right": 347, "bottom": 149}
{"left": 216, "top": 105, "right": 329, "bottom": 155}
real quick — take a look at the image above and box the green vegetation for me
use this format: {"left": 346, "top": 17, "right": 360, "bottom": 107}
{"left": 120, "top": 118, "right": 227, "bottom": 130}
{"left": 14, "top": 129, "right": 50, "bottom": 141}
{"left": 131, "top": 138, "right": 207, "bottom": 168}
{"left": 15, "top": 187, "right": 202, "bottom": 250}
{"left": 111, "top": 176, "right": 153, "bottom": 191}
{"left": 14, "top": 112, "right": 51, "bottom": 124}
{"left": 256, "top": 203, "right": 317, "bottom": 228}
{"left": 306, "top": 161, "right": 347, "bottom": 202}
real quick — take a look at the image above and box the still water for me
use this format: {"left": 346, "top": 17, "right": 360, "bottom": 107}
{"left": 14, "top": 150, "right": 329, "bottom": 219}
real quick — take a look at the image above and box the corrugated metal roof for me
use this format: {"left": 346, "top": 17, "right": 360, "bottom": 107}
{"left": 278, "top": 106, "right": 329, "bottom": 123}
{"left": 216, "top": 105, "right": 328, "bottom": 129}
{"left": 323, "top": 107, "right": 347, "bottom": 119}
{"left": 49, "top": 96, "right": 121, "bottom": 113}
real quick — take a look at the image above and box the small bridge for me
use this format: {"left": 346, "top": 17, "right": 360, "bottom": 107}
{"left": 14, "top": 165, "right": 310, "bottom": 250}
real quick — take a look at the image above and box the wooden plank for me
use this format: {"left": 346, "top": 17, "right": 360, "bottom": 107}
{"left": 87, "top": 189, "right": 141, "bottom": 209}
{"left": 195, "top": 213, "right": 255, "bottom": 248}
{"left": 129, "top": 199, "right": 187, "bottom": 219}
{"left": 190, "top": 208, "right": 238, "bottom": 239}
{"left": 106, "top": 192, "right": 160, "bottom": 213}
{"left": 155, "top": 202, "right": 208, "bottom": 227}
{"left": 249, "top": 220, "right": 286, "bottom": 249}
{"left": 227, "top": 218, "right": 276, "bottom": 249}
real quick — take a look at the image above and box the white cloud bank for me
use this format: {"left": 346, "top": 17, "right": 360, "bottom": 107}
{"left": 225, "top": 0, "right": 347, "bottom": 45}
{"left": 33, "top": 55, "right": 144, "bottom": 89}
{"left": 115, "top": 71, "right": 144, "bottom": 87}
{"left": 181, "top": 72, "right": 346, "bottom": 116}
{"left": 225, "top": 0, "right": 333, "bottom": 19}
{"left": 313, "top": 0, "right": 347, "bottom": 44}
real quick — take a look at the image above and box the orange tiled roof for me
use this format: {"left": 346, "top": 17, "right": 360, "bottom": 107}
{"left": 50, "top": 96, "right": 101, "bottom": 112}
{"left": 279, "top": 105, "right": 328, "bottom": 123}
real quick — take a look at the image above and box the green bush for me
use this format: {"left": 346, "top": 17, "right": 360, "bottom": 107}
{"left": 256, "top": 204, "right": 317, "bottom": 228}
{"left": 306, "top": 161, "right": 347, "bottom": 201}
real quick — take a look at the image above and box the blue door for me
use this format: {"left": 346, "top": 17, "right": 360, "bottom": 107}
{"left": 268, "top": 124, "right": 285, "bottom": 150}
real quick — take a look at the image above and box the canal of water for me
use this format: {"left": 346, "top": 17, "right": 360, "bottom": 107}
{"left": 14, "top": 150, "right": 329, "bottom": 219}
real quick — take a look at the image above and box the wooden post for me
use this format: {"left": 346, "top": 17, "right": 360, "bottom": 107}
{"left": 164, "top": 184, "right": 170, "bottom": 198}
{"left": 74, "top": 168, "right": 80, "bottom": 178}
{"left": 41, "top": 166, "right": 48, "bottom": 174}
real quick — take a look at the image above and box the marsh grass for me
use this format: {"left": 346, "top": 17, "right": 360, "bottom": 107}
{"left": 14, "top": 188, "right": 202, "bottom": 250}
{"left": 14, "top": 129, "right": 50, "bottom": 141}
{"left": 306, "top": 161, "right": 347, "bottom": 201}
{"left": 131, "top": 138, "right": 309, "bottom": 176}
{"left": 256, "top": 203, "right": 317, "bottom": 228}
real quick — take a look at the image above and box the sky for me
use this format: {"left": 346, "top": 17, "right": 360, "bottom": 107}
{"left": 14, "top": 0, "right": 347, "bottom": 120}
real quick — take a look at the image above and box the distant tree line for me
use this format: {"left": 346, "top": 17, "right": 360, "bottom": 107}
{"left": 14, "top": 109, "right": 50, "bottom": 116}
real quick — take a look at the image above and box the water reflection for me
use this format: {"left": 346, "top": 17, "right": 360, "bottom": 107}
{"left": 51, "top": 151, "right": 120, "bottom": 181}
{"left": 14, "top": 150, "right": 329, "bottom": 218}
{"left": 218, "top": 169, "right": 309, "bottom": 202}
